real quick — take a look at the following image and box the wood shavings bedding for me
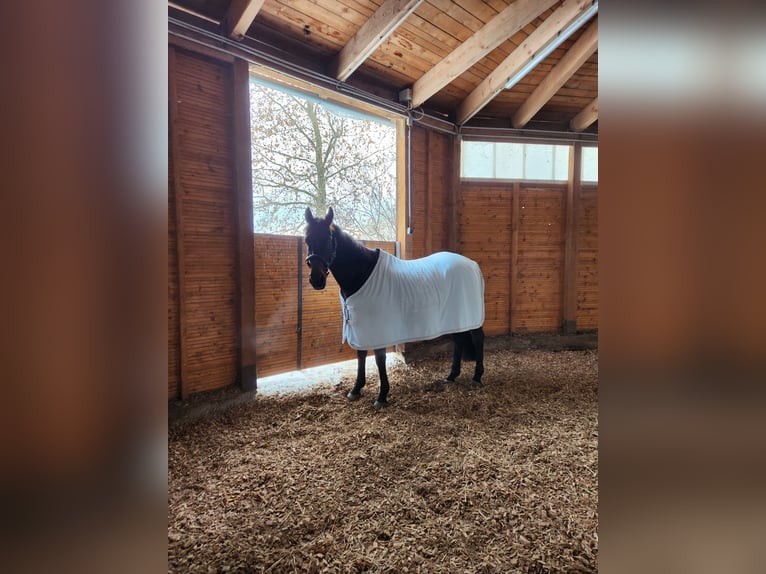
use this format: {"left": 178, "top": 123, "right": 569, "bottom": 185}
{"left": 169, "top": 349, "right": 598, "bottom": 573}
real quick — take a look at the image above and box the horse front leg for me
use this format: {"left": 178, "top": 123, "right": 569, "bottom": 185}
{"left": 373, "top": 348, "right": 389, "bottom": 409}
{"left": 347, "top": 349, "right": 367, "bottom": 401}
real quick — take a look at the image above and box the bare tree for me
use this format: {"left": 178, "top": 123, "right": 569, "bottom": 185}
{"left": 249, "top": 81, "right": 397, "bottom": 239}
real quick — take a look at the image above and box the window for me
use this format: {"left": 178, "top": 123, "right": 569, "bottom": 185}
{"left": 581, "top": 146, "right": 598, "bottom": 182}
{"left": 249, "top": 74, "right": 399, "bottom": 241}
{"left": 461, "top": 141, "right": 570, "bottom": 181}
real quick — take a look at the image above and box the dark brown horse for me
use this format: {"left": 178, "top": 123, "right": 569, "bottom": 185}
{"left": 304, "top": 207, "right": 485, "bottom": 408}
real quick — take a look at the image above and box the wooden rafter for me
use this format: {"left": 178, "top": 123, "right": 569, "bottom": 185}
{"left": 570, "top": 97, "right": 598, "bottom": 131}
{"left": 456, "top": 0, "right": 594, "bottom": 125}
{"left": 512, "top": 18, "right": 598, "bottom": 128}
{"left": 223, "top": 0, "right": 266, "bottom": 40}
{"left": 332, "top": 0, "right": 424, "bottom": 81}
{"left": 410, "top": 0, "right": 558, "bottom": 109}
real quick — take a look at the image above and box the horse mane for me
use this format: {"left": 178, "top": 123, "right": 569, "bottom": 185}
{"left": 328, "top": 223, "right": 379, "bottom": 298}
{"left": 331, "top": 223, "right": 369, "bottom": 256}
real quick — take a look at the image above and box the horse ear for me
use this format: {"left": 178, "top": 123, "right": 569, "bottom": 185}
{"left": 326, "top": 207, "right": 334, "bottom": 224}
{"left": 305, "top": 207, "right": 314, "bottom": 224}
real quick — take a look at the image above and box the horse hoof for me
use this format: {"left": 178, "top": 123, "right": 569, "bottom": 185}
{"left": 347, "top": 392, "right": 361, "bottom": 401}
{"left": 471, "top": 380, "right": 483, "bottom": 388}
{"left": 444, "top": 378, "right": 457, "bottom": 384}
{"left": 373, "top": 400, "right": 388, "bottom": 409}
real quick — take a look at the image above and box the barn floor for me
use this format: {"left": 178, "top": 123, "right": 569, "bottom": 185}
{"left": 168, "top": 347, "right": 598, "bottom": 573}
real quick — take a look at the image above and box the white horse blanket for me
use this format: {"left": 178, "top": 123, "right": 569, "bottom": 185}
{"left": 341, "top": 250, "right": 485, "bottom": 350}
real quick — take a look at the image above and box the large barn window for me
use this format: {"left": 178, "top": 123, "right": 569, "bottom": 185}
{"left": 581, "top": 146, "right": 598, "bottom": 182}
{"left": 249, "top": 75, "right": 398, "bottom": 241}
{"left": 461, "top": 141, "right": 570, "bottom": 181}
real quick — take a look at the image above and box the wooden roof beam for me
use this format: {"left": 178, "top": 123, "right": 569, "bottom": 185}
{"left": 570, "top": 97, "right": 598, "bottom": 131}
{"left": 332, "top": 0, "right": 424, "bottom": 82}
{"left": 410, "top": 0, "right": 558, "bottom": 109}
{"left": 512, "top": 18, "right": 598, "bottom": 129}
{"left": 223, "top": 0, "right": 267, "bottom": 40}
{"left": 456, "top": 0, "right": 595, "bottom": 125}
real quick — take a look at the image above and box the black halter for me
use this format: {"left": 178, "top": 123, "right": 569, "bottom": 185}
{"left": 305, "top": 230, "right": 337, "bottom": 270}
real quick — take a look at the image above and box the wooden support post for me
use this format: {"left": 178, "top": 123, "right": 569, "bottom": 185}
{"left": 232, "top": 58, "right": 257, "bottom": 391}
{"left": 448, "top": 133, "right": 461, "bottom": 253}
{"left": 397, "top": 119, "right": 411, "bottom": 261}
{"left": 424, "top": 130, "right": 433, "bottom": 255}
{"left": 562, "top": 143, "right": 582, "bottom": 334}
{"left": 395, "top": 118, "right": 409, "bottom": 354}
{"left": 296, "top": 236, "right": 304, "bottom": 371}
{"left": 510, "top": 182, "right": 521, "bottom": 334}
{"left": 169, "top": 46, "right": 190, "bottom": 400}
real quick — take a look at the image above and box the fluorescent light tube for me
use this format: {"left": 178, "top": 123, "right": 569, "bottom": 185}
{"left": 505, "top": 1, "right": 598, "bottom": 90}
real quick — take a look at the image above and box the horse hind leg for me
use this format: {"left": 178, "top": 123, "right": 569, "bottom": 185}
{"left": 470, "top": 327, "right": 485, "bottom": 385}
{"left": 373, "top": 348, "right": 389, "bottom": 409}
{"left": 446, "top": 333, "right": 466, "bottom": 383}
{"left": 347, "top": 349, "right": 367, "bottom": 401}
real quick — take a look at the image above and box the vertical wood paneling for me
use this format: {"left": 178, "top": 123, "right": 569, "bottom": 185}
{"left": 172, "top": 49, "right": 239, "bottom": 395}
{"left": 457, "top": 165, "right": 596, "bottom": 336}
{"left": 396, "top": 125, "right": 409, "bottom": 258}
{"left": 562, "top": 145, "right": 582, "bottom": 333}
{"left": 424, "top": 130, "right": 432, "bottom": 255}
{"left": 514, "top": 185, "right": 567, "bottom": 332}
{"left": 410, "top": 125, "right": 452, "bottom": 259}
{"left": 410, "top": 126, "right": 428, "bottom": 259}
{"left": 254, "top": 235, "right": 300, "bottom": 377}
{"left": 301, "top": 249, "right": 355, "bottom": 370}
{"left": 449, "top": 136, "right": 461, "bottom": 253}
{"left": 168, "top": 98, "right": 181, "bottom": 400}
{"left": 459, "top": 184, "right": 512, "bottom": 336}
{"left": 169, "top": 46, "right": 190, "bottom": 399}
{"left": 510, "top": 182, "right": 520, "bottom": 331}
{"left": 428, "top": 131, "right": 450, "bottom": 253}
{"left": 232, "top": 59, "right": 257, "bottom": 391}
{"left": 577, "top": 186, "right": 598, "bottom": 329}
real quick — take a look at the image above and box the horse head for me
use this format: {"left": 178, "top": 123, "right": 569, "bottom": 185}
{"left": 304, "top": 207, "right": 336, "bottom": 290}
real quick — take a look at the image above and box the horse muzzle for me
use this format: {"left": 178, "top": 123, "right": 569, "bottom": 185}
{"left": 308, "top": 267, "right": 329, "bottom": 290}
{"left": 306, "top": 253, "right": 331, "bottom": 290}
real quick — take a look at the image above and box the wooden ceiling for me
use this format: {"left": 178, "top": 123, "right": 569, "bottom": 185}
{"left": 169, "top": 0, "right": 598, "bottom": 135}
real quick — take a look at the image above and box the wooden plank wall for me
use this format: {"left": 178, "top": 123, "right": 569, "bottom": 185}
{"left": 301, "top": 269, "right": 351, "bottom": 371}
{"left": 459, "top": 179, "right": 596, "bottom": 335}
{"left": 577, "top": 185, "right": 598, "bottom": 329}
{"left": 254, "top": 235, "right": 300, "bottom": 377}
{"left": 459, "top": 184, "right": 512, "bottom": 336}
{"left": 168, "top": 47, "right": 239, "bottom": 398}
{"left": 514, "top": 184, "right": 567, "bottom": 332}
{"left": 168, "top": 117, "right": 180, "bottom": 399}
{"left": 408, "top": 126, "right": 452, "bottom": 259}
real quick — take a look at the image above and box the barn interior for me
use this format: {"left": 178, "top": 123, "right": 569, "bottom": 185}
{"left": 168, "top": 1, "right": 598, "bottom": 572}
